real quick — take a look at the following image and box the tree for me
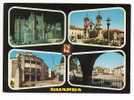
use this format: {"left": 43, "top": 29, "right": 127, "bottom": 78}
{"left": 60, "top": 57, "right": 64, "bottom": 63}
{"left": 70, "top": 57, "right": 78, "bottom": 79}
{"left": 94, "top": 66, "right": 104, "bottom": 73}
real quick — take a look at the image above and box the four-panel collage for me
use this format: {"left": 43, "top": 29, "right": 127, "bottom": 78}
{"left": 3, "top": 4, "right": 130, "bottom": 93}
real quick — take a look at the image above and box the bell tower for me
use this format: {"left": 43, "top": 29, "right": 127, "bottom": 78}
{"left": 95, "top": 11, "right": 103, "bottom": 40}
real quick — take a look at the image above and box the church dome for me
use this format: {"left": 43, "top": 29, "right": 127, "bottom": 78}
{"left": 96, "top": 14, "right": 102, "bottom": 20}
{"left": 84, "top": 17, "right": 89, "bottom": 21}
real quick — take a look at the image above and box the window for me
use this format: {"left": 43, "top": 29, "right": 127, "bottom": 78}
{"left": 24, "top": 68, "right": 30, "bottom": 73}
{"left": 24, "top": 74, "right": 30, "bottom": 82}
{"left": 31, "top": 61, "right": 36, "bottom": 64}
{"left": 37, "top": 62, "right": 41, "bottom": 65}
{"left": 25, "top": 60, "right": 30, "bottom": 63}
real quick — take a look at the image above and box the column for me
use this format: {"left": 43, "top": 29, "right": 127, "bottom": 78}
{"left": 35, "top": 69, "right": 37, "bottom": 81}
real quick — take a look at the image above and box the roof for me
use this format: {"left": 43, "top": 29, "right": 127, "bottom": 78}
{"left": 70, "top": 27, "right": 84, "bottom": 30}
{"left": 114, "top": 65, "right": 124, "bottom": 69}
{"left": 102, "top": 29, "right": 124, "bottom": 33}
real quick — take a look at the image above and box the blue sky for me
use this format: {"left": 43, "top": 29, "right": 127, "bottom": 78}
{"left": 94, "top": 52, "right": 124, "bottom": 69}
{"left": 10, "top": 50, "right": 63, "bottom": 69}
{"left": 70, "top": 8, "right": 125, "bottom": 30}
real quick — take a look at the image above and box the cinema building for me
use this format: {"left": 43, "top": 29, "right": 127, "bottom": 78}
{"left": 9, "top": 52, "right": 49, "bottom": 88}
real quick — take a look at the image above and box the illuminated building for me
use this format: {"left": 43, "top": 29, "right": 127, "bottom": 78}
{"left": 11, "top": 12, "right": 63, "bottom": 45}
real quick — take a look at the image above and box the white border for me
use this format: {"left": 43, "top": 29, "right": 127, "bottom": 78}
{"left": 68, "top": 7, "right": 126, "bottom": 49}
{"left": 8, "top": 6, "right": 66, "bottom": 47}
{"left": 0, "top": 1, "right": 133, "bottom": 100}
{"left": 68, "top": 50, "right": 126, "bottom": 90}
{"left": 8, "top": 49, "right": 66, "bottom": 90}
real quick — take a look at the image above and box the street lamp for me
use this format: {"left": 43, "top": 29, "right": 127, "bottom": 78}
{"left": 106, "top": 17, "right": 111, "bottom": 45}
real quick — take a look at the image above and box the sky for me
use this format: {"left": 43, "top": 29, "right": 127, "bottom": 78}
{"left": 10, "top": 50, "right": 63, "bottom": 70}
{"left": 94, "top": 52, "right": 124, "bottom": 69}
{"left": 70, "top": 8, "right": 125, "bottom": 30}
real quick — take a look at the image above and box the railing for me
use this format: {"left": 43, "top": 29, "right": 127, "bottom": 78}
{"left": 91, "top": 78, "right": 124, "bottom": 89}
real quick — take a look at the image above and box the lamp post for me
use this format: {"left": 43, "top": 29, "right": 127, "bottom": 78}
{"left": 106, "top": 17, "right": 111, "bottom": 45}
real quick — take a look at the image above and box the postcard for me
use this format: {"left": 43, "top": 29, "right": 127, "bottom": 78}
{"left": 3, "top": 3, "right": 130, "bottom": 93}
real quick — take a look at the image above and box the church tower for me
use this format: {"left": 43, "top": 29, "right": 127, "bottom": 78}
{"left": 95, "top": 11, "right": 102, "bottom": 30}
{"left": 84, "top": 16, "right": 90, "bottom": 39}
{"left": 95, "top": 12, "right": 103, "bottom": 40}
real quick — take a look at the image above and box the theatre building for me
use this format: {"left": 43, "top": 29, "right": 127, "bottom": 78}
{"left": 9, "top": 52, "right": 49, "bottom": 88}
